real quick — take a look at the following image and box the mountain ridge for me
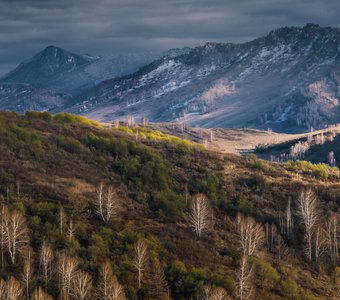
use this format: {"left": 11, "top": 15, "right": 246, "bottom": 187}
{"left": 59, "top": 23, "right": 340, "bottom": 133}
{"left": 1, "top": 24, "right": 340, "bottom": 133}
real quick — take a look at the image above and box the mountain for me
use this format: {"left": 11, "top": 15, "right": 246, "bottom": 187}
{"left": 0, "top": 82, "right": 70, "bottom": 112}
{"left": 1, "top": 46, "right": 161, "bottom": 94}
{"left": 0, "top": 111, "right": 338, "bottom": 299}
{"left": 2, "top": 46, "right": 96, "bottom": 86}
{"left": 63, "top": 24, "right": 340, "bottom": 133}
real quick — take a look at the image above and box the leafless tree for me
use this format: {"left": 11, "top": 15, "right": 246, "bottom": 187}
{"left": 68, "top": 219, "right": 75, "bottom": 240}
{"left": 275, "top": 234, "right": 289, "bottom": 260}
{"left": 22, "top": 248, "right": 33, "bottom": 300}
{"left": 188, "top": 194, "right": 213, "bottom": 237}
{"left": 0, "top": 277, "right": 6, "bottom": 300}
{"left": 0, "top": 205, "right": 5, "bottom": 270}
{"left": 236, "top": 256, "right": 253, "bottom": 300}
{"left": 297, "top": 188, "right": 320, "bottom": 262}
{"left": 201, "top": 285, "right": 230, "bottom": 300}
{"left": 59, "top": 206, "right": 66, "bottom": 234}
{"left": 265, "top": 223, "right": 276, "bottom": 252}
{"left": 142, "top": 117, "right": 149, "bottom": 127}
{"left": 314, "top": 225, "right": 326, "bottom": 267}
{"left": 98, "top": 260, "right": 126, "bottom": 300}
{"left": 325, "top": 214, "right": 338, "bottom": 263}
{"left": 71, "top": 271, "right": 92, "bottom": 300}
{"left": 39, "top": 240, "right": 54, "bottom": 285}
{"left": 94, "top": 184, "right": 120, "bottom": 223}
{"left": 285, "top": 199, "right": 293, "bottom": 239}
{"left": 126, "top": 115, "right": 135, "bottom": 128}
{"left": 1, "top": 207, "right": 29, "bottom": 264}
{"left": 6, "top": 276, "right": 24, "bottom": 300}
{"left": 146, "top": 257, "right": 168, "bottom": 300}
{"left": 236, "top": 213, "right": 265, "bottom": 256}
{"left": 133, "top": 239, "right": 148, "bottom": 289}
{"left": 32, "top": 287, "right": 53, "bottom": 300}
{"left": 58, "top": 254, "right": 78, "bottom": 300}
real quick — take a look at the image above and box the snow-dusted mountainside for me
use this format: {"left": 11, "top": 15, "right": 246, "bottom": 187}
{"left": 63, "top": 24, "right": 340, "bottom": 133}
{"left": 0, "top": 83, "right": 70, "bottom": 112}
{"left": 1, "top": 46, "right": 161, "bottom": 94}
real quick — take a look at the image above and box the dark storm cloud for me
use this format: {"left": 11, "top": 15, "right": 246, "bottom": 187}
{"left": 0, "top": 0, "right": 339, "bottom": 75}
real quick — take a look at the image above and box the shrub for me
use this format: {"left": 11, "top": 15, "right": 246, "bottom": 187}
{"left": 281, "top": 277, "right": 301, "bottom": 300}
{"left": 149, "top": 190, "right": 185, "bottom": 219}
{"left": 54, "top": 113, "right": 99, "bottom": 126}
{"left": 286, "top": 160, "right": 329, "bottom": 180}
{"left": 244, "top": 172, "right": 267, "bottom": 192}
{"left": 252, "top": 257, "right": 280, "bottom": 286}
{"left": 57, "top": 135, "right": 85, "bottom": 154}
{"left": 312, "top": 164, "right": 328, "bottom": 179}
{"left": 234, "top": 194, "right": 254, "bottom": 214}
{"left": 25, "top": 111, "right": 52, "bottom": 121}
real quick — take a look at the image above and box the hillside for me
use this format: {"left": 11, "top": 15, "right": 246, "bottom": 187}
{"left": 0, "top": 111, "right": 338, "bottom": 299}
{"left": 61, "top": 24, "right": 340, "bottom": 133}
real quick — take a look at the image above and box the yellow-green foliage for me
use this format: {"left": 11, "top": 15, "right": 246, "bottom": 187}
{"left": 25, "top": 111, "right": 52, "bottom": 121}
{"left": 251, "top": 257, "right": 280, "bottom": 285}
{"left": 117, "top": 126, "right": 199, "bottom": 150}
{"left": 54, "top": 113, "right": 100, "bottom": 127}
{"left": 281, "top": 277, "right": 301, "bottom": 300}
{"left": 286, "top": 160, "right": 329, "bottom": 179}
{"left": 246, "top": 153, "right": 269, "bottom": 172}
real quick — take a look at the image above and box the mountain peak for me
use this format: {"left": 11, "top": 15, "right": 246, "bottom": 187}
{"left": 2, "top": 46, "right": 93, "bottom": 86}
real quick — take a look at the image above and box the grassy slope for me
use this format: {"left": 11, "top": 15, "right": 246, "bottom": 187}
{"left": 0, "top": 111, "right": 339, "bottom": 299}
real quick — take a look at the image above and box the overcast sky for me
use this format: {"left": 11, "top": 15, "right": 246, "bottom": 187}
{"left": 0, "top": 0, "right": 339, "bottom": 76}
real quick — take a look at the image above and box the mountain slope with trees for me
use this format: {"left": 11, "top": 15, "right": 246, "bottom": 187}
{"left": 0, "top": 111, "right": 338, "bottom": 299}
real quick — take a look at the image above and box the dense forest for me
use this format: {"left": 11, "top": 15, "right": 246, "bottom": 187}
{"left": 0, "top": 111, "right": 338, "bottom": 300}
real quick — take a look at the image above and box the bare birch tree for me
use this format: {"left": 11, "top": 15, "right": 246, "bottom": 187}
{"left": 325, "top": 214, "right": 338, "bottom": 263}
{"left": 95, "top": 184, "right": 120, "bottom": 223}
{"left": 201, "top": 285, "right": 230, "bottom": 300}
{"left": 98, "top": 260, "right": 126, "bottom": 300}
{"left": 71, "top": 271, "right": 92, "bottom": 300}
{"left": 285, "top": 198, "right": 293, "bottom": 239}
{"left": 265, "top": 223, "right": 276, "bottom": 252}
{"left": 2, "top": 207, "right": 29, "bottom": 264}
{"left": 32, "top": 287, "right": 53, "bottom": 300}
{"left": 297, "top": 188, "right": 320, "bottom": 262}
{"left": 0, "top": 278, "right": 6, "bottom": 300}
{"left": 6, "top": 276, "right": 24, "bottom": 300}
{"left": 133, "top": 239, "right": 148, "bottom": 289}
{"left": 58, "top": 206, "right": 66, "bottom": 234}
{"left": 58, "top": 254, "right": 78, "bottom": 300}
{"left": 68, "top": 219, "right": 75, "bottom": 240}
{"left": 22, "top": 248, "right": 33, "bottom": 300}
{"left": 39, "top": 240, "right": 54, "bottom": 285}
{"left": 314, "top": 225, "right": 326, "bottom": 267}
{"left": 146, "top": 257, "right": 168, "bottom": 300}
{"left": 0, "top": 205, "right": 5, "bottom": 270}
{"left": 236, "top": 256, "right": 253, "bottom": 300}
{"left": 188, "top": 194, "right": 213, "bottom": 237}
{"left": 236, "top": 213, "right": 265, "bottom": 256}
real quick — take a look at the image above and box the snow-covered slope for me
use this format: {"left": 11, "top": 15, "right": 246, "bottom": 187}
{"left": 0, "top": 83, "right": 70, "bottom": 112}
{"left": 63, "top": 24, "right": 340, "bottom": 133}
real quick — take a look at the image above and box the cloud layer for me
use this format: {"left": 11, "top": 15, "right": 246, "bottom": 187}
{"left": 0, "top": 0, "right": 339, "bottom": 76}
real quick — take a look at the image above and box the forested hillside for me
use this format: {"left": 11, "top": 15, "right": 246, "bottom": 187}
{"left": 0, "top": 111, "right": 338, "bottom": 299}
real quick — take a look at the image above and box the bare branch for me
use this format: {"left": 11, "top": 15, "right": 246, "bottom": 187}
{"left": 32, "top": 287, "right": 53, "bottom": 300}
{"left": 236, "top": 213, "right": 264, "bottom": 256}
{"left": 71, "top": 271, "right": 92, "bottom": 300}
{"left": 133, "top": 239, "right": 148, "bottom": 289}
{"left": 58, "top": 254, "right": 78, "bottom": 300}
{"left": 297, "top": 188, "right": 320, "bottom": 262}
{"left": 188, "top": 194, "right": 213, "bottom": 237}
{"left": 235, "top": 256, "right": 253, "bottom": 300}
